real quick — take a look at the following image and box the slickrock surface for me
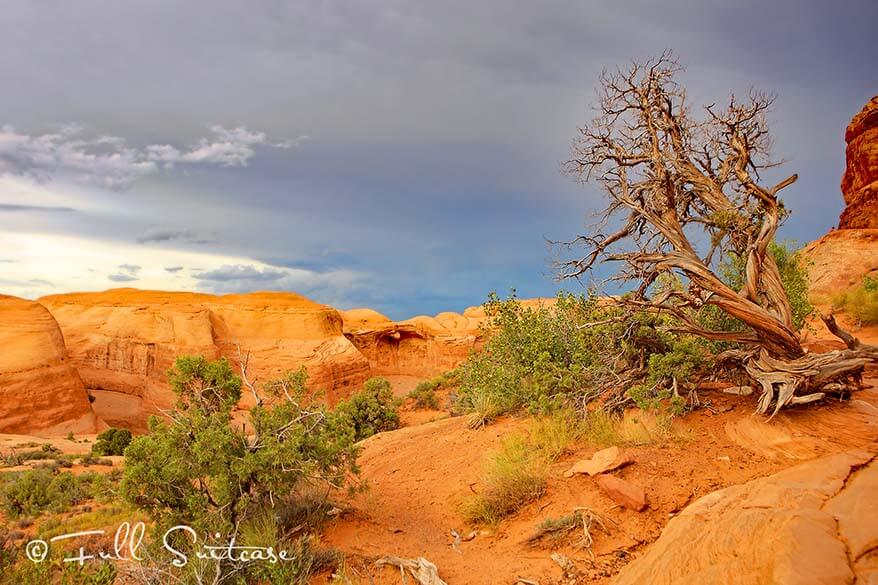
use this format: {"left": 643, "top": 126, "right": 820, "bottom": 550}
{"left": 613, "top": 449, "right": 878, "bottom": 585}
{"left": 0, "top": 295, "right": 98, "bottom": 435}
{"left": 840, "top": 96, "right": 878, "bottom": 229}
{"left": 804, "top": 228, "right": 878, "bottom": 300}
{"left": 39, "top": 289, "right": 371, "bottom": 409}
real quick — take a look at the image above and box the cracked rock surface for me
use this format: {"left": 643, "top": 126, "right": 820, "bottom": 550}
{"left": 613, "top": 449, "right": 878, "bottom": 585}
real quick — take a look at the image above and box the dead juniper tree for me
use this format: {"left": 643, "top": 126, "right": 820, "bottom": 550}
{"left": 561, "top": 53, "right": 877, "bottom": 416}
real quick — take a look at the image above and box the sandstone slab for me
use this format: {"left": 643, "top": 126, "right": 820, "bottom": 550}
{"left": 596, "top": 474, "right": 647, "bottom": 511}
{"left": 613, "top": 450, "right": 878, "bottom": 585}
{"left": 563, "top": 446, "right": 633, "bottom": 478}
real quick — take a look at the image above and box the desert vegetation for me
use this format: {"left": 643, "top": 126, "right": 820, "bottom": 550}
{"left": 833, "top": 275, "right": 878, "bottom": 326}
{"left": 553, "top": 53, "right": 876, "bottom": 415}
{"left": 456, "top": 239, "right": 813, "bottom": 423}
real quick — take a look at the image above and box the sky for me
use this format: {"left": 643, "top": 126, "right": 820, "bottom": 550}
{"left": 0, "top": 1, "right": 875, "bottom": 319}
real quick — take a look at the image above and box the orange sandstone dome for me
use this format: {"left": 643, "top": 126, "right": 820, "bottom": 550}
{"left": 0, "top": 294, "right": 99, "bottom": 434}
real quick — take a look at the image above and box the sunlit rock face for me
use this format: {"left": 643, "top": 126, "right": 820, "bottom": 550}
{"left": 39, "top": 289, "right": 371, "bottom": 409}
{"left": 340, "top": 307, "right": 486, "bottom": 378}
{"left": 0, "top": 294, "right": 98, "bottom": 435}
{"left": 839, "top": 96, "right": 878, "bottom": 229}
{"left": 804, "top": 97, "right": 878, "bottom": 300}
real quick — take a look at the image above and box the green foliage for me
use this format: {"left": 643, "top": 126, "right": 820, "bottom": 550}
{"left": 527, "top": 409, "right": 585, "bottom": 460}
{"left": 0, "top": 554, "right": 116, "bottom": 585}
{"left": 408, "top": 378, "right": 441, "bottom": 409}
{"left": 460, "top": 435, "right": 548, "bottom": 525}
{"left": 91, "top": 428, "right": 132, "bottom": 456}
{"left": 121, "top": 358, "right": 359, "bottom": 538}
{"left": 456, "top": 291, "right": 677, "bottom": 418}
{"left": 699, "top": 240, "right": 814, "bottom": 340}
{"left": 834, "top": 275, "right": 878, "bottom": 326}
{"left": 335, "top": 377, "right": 402, "bottom": 441}
{"left": 0, "top": 469, "right": 107, "bottom": 518}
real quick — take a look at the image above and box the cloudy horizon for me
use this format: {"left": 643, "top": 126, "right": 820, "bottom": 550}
{"left": 1, "top": 1, "right": 876, "bottom": 319}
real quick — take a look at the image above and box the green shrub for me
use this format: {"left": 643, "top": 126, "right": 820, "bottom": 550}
{"left": 122, "top": 358, "right": 359, "bottom": 538}
{"left": 834, "top": 275, "right": 878, "bottom": 326}
{"left": 698, "top": 240, "right": 814, "bottom": 343}
{"left": 335, "top": 377, "right": 401, "bottom": 441}
{"left": 91, "top": 428, "right": 132, "bottom": 456}
{"left": 0, "top": 470, "right": 105, "bottom": 518}
{"left": 456, "top": 291, "right": 675, "bottom": 418}
{"left": 408, "top": 379, "right": 441, "bottom": 409}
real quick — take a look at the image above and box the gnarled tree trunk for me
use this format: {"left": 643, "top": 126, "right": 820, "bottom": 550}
{"left": 560, "top": 53, "right": 877, "bottom": 414}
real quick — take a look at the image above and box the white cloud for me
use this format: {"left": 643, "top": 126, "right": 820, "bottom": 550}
{"left": 0, "top": 124, "right": 304, "bottom": 190}
{"left": 0, "top": 232, "right": 362, "bottom": 302}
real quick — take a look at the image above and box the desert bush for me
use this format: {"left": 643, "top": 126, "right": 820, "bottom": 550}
{"left": 461, "top": 435, "right": 549, "bottom": 525}
{"left": 408, "top": 378, "right": 441, "bottom": 409}
{"left": 456, "top": 291, "right": 681, "bottom": 418}
{"left": 237, "top": 512, "right": 340, "bottom": 584}
{"left": 91, "top": 428, "right": 132, "bottom": 456}
{"left": 122, "top": 357, "right": 359, "bottom": 540}
{"left": 457, "top": 244, "right": 812, "bottom": 422}
{"left": 834, "top": 275, "right": 878, "bottom": 326}
{"left": 0, "top": 469, "right": 106, "bottom": 518}
{"left": 335, "top": 377, "right": 401, "bottom": 441}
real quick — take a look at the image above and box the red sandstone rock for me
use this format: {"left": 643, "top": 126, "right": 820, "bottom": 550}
{"left": 596, "top": 474, "right": 647, "bottom": 511}
{"left": 564, "top": 446, "right": 633, "bottom": 478}
{"left": 613, "top": 450, "right": 878, "bottom": 585}
{"left": 840, "top": 96, "right": 878, "bottom": 229}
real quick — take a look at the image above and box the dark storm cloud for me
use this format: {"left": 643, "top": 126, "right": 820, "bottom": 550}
{"left": 0, "top": 203, "right": 75, "bottom": 212}
{"left": 195, "top": 264, "right": 286, "bottom": 283}
{"left": 0, "top": 0, "right": 875, "bottom": 317}
{"left": 136, "top": 228, "right": 215, "bottom": 245}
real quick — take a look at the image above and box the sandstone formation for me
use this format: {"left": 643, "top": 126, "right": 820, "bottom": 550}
{"left": 613, "top": 450, "right": 878, "bottom": 584}
{"left": 340, "top": 306, "right": 486, "bottom": 378}
{"left": 839, "top": 96, "right": 878, "bottom": 229}
{"left": 563, "top": 446, "right": 632, "bottom": 478}
{"left": 804, "top": 97, "right": 878, "bottom": 301}
{"left": 340, "top": 298, "right": 556, "bottom": 378}
{"left": 804, "top": 228, "right": 878, "bottom": 300}
{"left": 39, "top": 289, "right": 371, "bottom": 410}
{"left": 0, "top": 295, "right": 98, "bottom": 435}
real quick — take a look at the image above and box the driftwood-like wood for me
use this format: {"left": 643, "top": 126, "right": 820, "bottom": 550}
{"left": 560, "top": 53, "right": 877, "bottom": 413}
{"left": 375, "top": 555, "right": 449, "bottom": 585}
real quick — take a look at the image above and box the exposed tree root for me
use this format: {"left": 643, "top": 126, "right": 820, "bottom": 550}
{"left": 720, "top": 314, "right": 878, "bottom": 417}
{"left": 375, "top": 555, "right": 448, "bottom": 585}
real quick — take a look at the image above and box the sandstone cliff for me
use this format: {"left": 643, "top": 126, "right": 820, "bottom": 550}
{"left": 839, "top": 96, "right": 878, "bottom": 229}
{"left": 38, "top": 289, "right": 372, "bottom": 410}
{"left": 0, "top": 295, "right": 99, "bottom": 435}
{"left": 805, "top": 96, "right": 878, "bottom": 300}
{"left": 340, "top": 306, "right": 486, "bottom": 378}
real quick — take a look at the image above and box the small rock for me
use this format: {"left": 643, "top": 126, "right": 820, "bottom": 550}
{"left": 596, "top": 474, "right": 648, "bottom": 511}
{"left": 563, "top": 446, "right": 633, "bottom": 478}
{"left": 722, "top": 385, "right": 753, "bottom": 396}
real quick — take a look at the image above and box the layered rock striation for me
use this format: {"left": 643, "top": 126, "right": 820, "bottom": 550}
{"left": 39, "top": 289, "right": 372, "bottom": 409}
{"left": 0, "top": 295, "right": 99, "bottom": 434}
